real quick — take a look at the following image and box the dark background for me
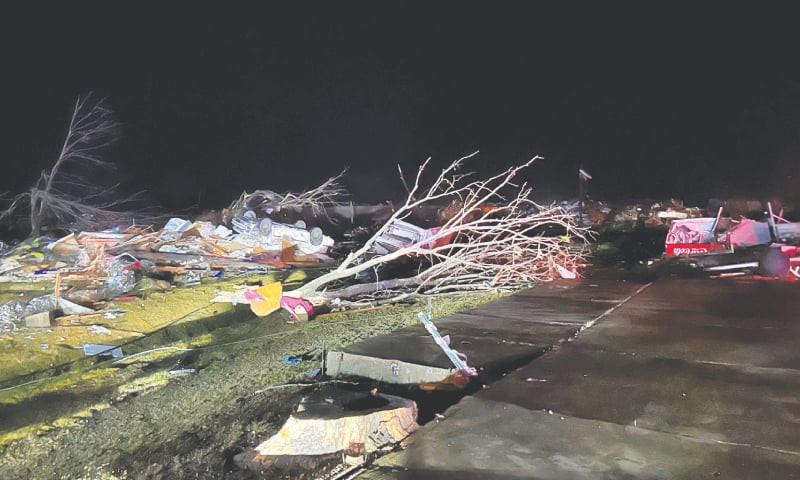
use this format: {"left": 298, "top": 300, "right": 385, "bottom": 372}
{"left": 2, "top": 2, "right": 799, "bottom": 213}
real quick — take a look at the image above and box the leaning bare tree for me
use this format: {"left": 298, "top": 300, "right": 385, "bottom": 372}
{"left": 1, "top": 93, "right": 142, "bottom": 237}
{"left": 289, "top": 152, "right": 590, "bottom": 303}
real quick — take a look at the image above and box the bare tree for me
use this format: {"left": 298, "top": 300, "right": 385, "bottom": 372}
{"left": 288, "top": 152, "right": 590, "bottom": 303}
{"left": 1, "top": 93, "right": 142, "bottom": 237}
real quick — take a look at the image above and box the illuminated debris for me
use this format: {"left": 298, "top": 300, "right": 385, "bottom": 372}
{"left": 247, "top": 282, "right": 282, "bottom": 317}
{"left": 371, "top": 219, "right": 452, "bottom": 256}
{"left": 2, "top": 157, "right": 593, "bottom": 313}
{"left": 230, "top": 210, "right": 334, "bottom": 256}
{"left": 279, "top": 295, "right": 314, "bottom": 322}
{"left": 235, "top": 385, "right": 417, "bottom": 476}
{"left": 211, "top": 284, "right": 318, "bottom": 321}
{"left": 664, "top": 202, "right": 800, "bottom": 278}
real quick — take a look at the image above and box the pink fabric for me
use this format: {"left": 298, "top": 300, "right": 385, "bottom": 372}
{"left": 279, "top": 296, "right": 314, "bottom": 320}
{"left": 243, "top": 289, "right": 266, "bottom": 301}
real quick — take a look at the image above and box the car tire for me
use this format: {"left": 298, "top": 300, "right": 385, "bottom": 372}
{"left": 309, "top": 227, "right": 324, "bottom": 246}
{"left": 258, "top": 218, "right": 273, "bottom": 237}
{"left": 758, "top": 248, "right": 790, "bottom": 277}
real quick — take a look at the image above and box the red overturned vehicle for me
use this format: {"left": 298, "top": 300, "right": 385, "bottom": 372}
{"left": 664, "top": 203, "right": 800, "bottom": 279}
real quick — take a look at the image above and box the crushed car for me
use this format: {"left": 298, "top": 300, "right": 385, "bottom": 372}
{"left": 663, "top": 203, "right": 800, "bottom": 278}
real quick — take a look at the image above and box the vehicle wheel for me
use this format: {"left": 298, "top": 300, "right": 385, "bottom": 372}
{"left": 758, "top": 248, "right": 789, "bottom": 277}
{"left": 309, "top": 227, "right": 324, "bottom": 246}
{"left": 258, "top": 218, "right": 273, "bottom": 237}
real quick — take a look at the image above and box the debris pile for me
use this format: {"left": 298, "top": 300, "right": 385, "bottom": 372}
{"left": 0, "top": 212, "right": 339, "bottom": 330}
{"left": 0, "top": 154, "right": 591, "bottom": 397}
{"left": 575, "top": 198, "right": 705, "bottom": 231}
{"left": 2, "top": 156, "right": 592, "bottom": 324}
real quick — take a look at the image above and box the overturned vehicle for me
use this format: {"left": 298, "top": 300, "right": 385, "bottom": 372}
{"left": 663, "top": 203, "right": 800, "bottom": 278}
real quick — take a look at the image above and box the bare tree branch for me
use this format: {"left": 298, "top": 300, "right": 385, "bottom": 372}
{"left": 289, "top": 153, "right": 591, "bottom": 302}
{"left": 222, "top": 169, "right": 349, "bottom": 225}
{"left": 277, "top": 169, "right": 348, "bottom": 213}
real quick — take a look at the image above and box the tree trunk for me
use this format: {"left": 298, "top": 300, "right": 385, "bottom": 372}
{"left": 29, "top": 191, "right": 42, "bottom": 237}
{"left": 322, "top": 276, "right": 421, "bottom": 300}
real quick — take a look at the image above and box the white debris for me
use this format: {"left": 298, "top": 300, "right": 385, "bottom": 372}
{"left": 89, "top": 325, "right": 113, "bottom": 335}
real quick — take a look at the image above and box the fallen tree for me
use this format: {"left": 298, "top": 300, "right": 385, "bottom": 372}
{"left": 289, "top": 152, "right": 590, "bottom": 303}
{"left": 1, "top": 93, "right": 144, "bottom": 237}
{"left": 221, "top": 170, "right": 349, "bottom": 226}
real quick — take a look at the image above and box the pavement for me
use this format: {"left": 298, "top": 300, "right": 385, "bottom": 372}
{"left": 327, "top": 276, "right": 648, "bottom": 386}
{"left": 356, "top": 275, "right": 800, "bottom": 479}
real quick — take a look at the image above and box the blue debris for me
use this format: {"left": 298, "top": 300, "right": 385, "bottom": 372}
{"left": 283, "top": 354, "right": 303, "bottom": 366}
{"left": 82, "top": 343, "right": 124, "bottom": 358}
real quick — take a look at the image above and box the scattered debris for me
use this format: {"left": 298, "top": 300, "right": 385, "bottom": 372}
{"left": 370, "top": 219, "right": 452, "bottom": 256}
{"left": 1, "top": 154, "right": 595, "bottom": 341}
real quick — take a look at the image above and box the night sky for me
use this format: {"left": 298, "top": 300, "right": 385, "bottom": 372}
{"left": 3, "top": 3, "right": 800, "bottom": 214}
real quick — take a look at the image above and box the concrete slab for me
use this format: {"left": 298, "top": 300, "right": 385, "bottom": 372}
{"left": 363, "top": 397, "right": 800, "bottom": 480}
{"left": 335, "top": 326, "right": 452, "bottom": 368}
{"left": 326, "top": 351, "right": 455, "bottom": 385}
{"left": 458, "top": 296, "right": 604, "bottom": 326}
{"left": 597, "top": 277, "right": 800, "bottom": 329}
{"left": 437, "top": 313, "right": 580, "bottom": 347}
{"left": 579, "top": 314, "right": 800, "bottom": 369}
{"left": 479, "top": 345, "right": 800, "bottom": 453}
{"left": 574, "top": 277, "right": 800, "bottom": 369}
{"left": 363, "top": 277, "right": 800, "bottom": 479}
{"left": 326, "top": 278, "right": 650, "bottom": 385}
{"left": 512, "top": 277, "right": 645, "bottom": 302}
{"left": 24, "top": 310, "right": 53, "bottom": 328}
{"left": 325, "top": 322, "right": 551, "bottom": 385}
